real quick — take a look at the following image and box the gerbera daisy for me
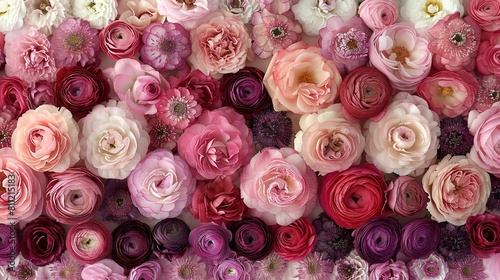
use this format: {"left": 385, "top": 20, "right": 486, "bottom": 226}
{"left": 312, "top": 213, "right": 354, "bottom": 262}
{"left": 99, "top": 179, "right": 140, "bottom": 223}
{"left": 50, "top": 18, "right": 100, "bottom": 67}
{"left": 156, "top": 87, "right": 202, "bottom": 130}
{"left": 252, "top": 109, "right": 293, "bottom": 150}
{"left": 291, "top": 252, "right": 333, "bottom": 280}
{"left": 254, "top": 251, "right": 288, "bottom": 280}
{"left": 447, "top": 255, "right": 488, "bottom": 280}
{"left": 0, "top": 107, "right": 17, "bottom": 148}
{"left": 147, "top": 115, "right": 183, "bottom": 151}
{"left": 437, "top": 116, "right": 474, "bottom": 158}
{"left": 165, "top": 249, "right": 207, "bottom": 280}
{"left": 472, "top": 75, "right": 500, "bottom": 113}
{"left": 46, "top": 252, "right": 83, "bottom": 280}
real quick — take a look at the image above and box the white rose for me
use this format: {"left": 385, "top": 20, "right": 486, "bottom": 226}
{"left": 400, "top": 0, "right": 464, "bottom": 34}
{"left": 72, "top": 0, "right": 117, "bottom": 29}
{"left": 408, "top": 253, "right": 448, "bottom": 280}
{"left": 331, "top": 250, "right": 368, "bottom": 280}
{"left": 0, "top": 0, "right": 26, "bottom": 33}
{"left": 24, "top": 0, "right": 71, "bottom": 35}
{"left": 220, "top": 0, "right": 259, "bottom": 24}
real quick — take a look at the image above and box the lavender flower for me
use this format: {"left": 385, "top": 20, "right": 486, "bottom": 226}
{"left": 353, "top": 217, "right": 401, "bottom": 264}
{"left": 99, "top": 179, "right": 140, "bottom": 224}
{"left": 312, "top": 213, "right": 354, "bottom": 262}
{"left": 401, "top": 218, "right": 440, "bottom": 259}
{"left": 152, "top": 218, "right": 191, "bottom": 258}
{"left": 253, "top": 251, "right": 288, "bottom": 280}
{"left": 291, "top": 252, "right": 333, "bottom": 280}
{"left": 188, "top": 223, "right": 232, "bottom": 262}
{"left": 164, "top": 249, "right": 207, "bottom": 280}
{"left": 438, "top": 116, "right": 474, "bottom": 158}
{"left": 447, "top": 255, "right": 488, "bottom": 280}
{"left": 252, "top": 109, "right": 293, "bottom": 150}
{"left": 229, "top": 217, "right": 273, "bottom": 261}
{"left": 436, "top": 222, "right": 471, "bottom": 262}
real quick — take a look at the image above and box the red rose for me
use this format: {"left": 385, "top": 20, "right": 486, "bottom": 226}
{"left": 0, "top": 76, "right": 29, "bottom": 118}
{"left": 273, "top": 217, "right": 317, "bottom": 261}
{"left": 466, "top": 213, "right": 500, "bottom": 258}
{"left": 319, "top": 163, "right": 387, "bottom": 229}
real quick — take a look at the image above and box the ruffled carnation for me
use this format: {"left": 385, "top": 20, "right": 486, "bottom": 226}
{"left": 358, "top": 0, "right": 398, "bottom": 31}
{"left": 156, "top": 0, "right": 220, "bottom": 30}
{"left": 72, "top": 0, "right": 118, "bottom": 29}
{"left": 386, "top": 176, "right": 427, "bottom": 217}
{"left": 400, "top": 0, "right": 464, "bottom": 34}
{"left": 66, "top": 220, "right": 112, "bottom": 264}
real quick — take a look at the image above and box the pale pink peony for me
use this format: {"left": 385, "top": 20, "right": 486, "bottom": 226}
{"left": 127, "top": 149, "right": 196, "bottom": 219}
{"left": 81, "top": 259, "right": 126, "bottom": 280}
{"left": 188, "top": 10, "right": 253, "bottom": 78}
{"left": 156, "top": 0, "right": 220, "bottom": 30}
{"left": 369, "top": 23, "right": 432, "bottom": 92}
{"left": 364, "top": 92, "right": 440, "bottom": 176}
{"left": 240, "top": 147, "right": 318, "bottom": 226}
{"left": 0, "top": 148, "right": 46, "bottom": 225}
{"left": 117, "top": 0, "right": 166, "bottom": 32}
{"left": 422, "top": 155, "right": 490, "bottom": 226}
{"left": 358, "top": 0, "right": 398, "bottom": 31}
{"left": 294, "top": 104, "right": 364, "bottom": 175}
{"left": 264, "top": 41, "right": 342, "bottom": 114}
{"left": 11, "top": 105, "right": 80, "bottom": 173}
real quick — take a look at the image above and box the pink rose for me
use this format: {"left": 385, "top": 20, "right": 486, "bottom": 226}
{"left": 45, "top": 168, "right": 104, "bottom": 225}
{"left": 240, "top": 147, "right": 318, "bottom": 226}
{"left": 476, "top": 32, "right": 500, "bottom": 76}
{"left": 99, "top": 20, "right": 142, "bottom": 60}
{"left": 81, "top": 259, "right": 127, "bottom": 280}
{"left": 188, "top": 10, "right": 253, "bottom": 78}
{"left": 177, "top": 107, "right": 254, "bottom": 180}
{"left": 422, "top": 155, "right": 491, "bottom": 226}
{"left": 467, "top": 0, "right": 500, "bottom": 32}
{"left": 0, "top": 76, "right": 29, "bottom": 118}
{"left": 264, "top": 41, "right": 342, "bottom": 114}
{"left": 104, "top": 58, "right": 169, "bottom": 115}
{"left": 417, "top": 70, "right": 478, "bottom": 118}
{"left": 0, "top": 148, "right": 46, "bottom": 224}
{"left": 369, "top": 261, "right": 409, "bottom": 280}
{"left": 358, "top": 0, "right": 398, "bottom": 31}
{"left": 11, "top": 105, "right": 80, "bottom": 172}
{"left": 66, "top": 220, "right": 112, "bottom": 264}
{"left": 128, "top": 149, "right": 196, "bottom": 219}
{"left": 468, "top": 102, "right": 500, "bottom": 176}
{"left": 157, "top": 0, "right": 220, "bottom": 30}
{"left": 386, "top": 176, "right": 427, "bottom": 217}
{"left": 117, "top": 0, "right": 166, "bottom": 32}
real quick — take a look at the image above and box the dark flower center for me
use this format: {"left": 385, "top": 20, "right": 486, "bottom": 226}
{"left": 229, "top": 0, "right": 242, "bottom": 8}
{"left": 270, "top": 26, "right": 286, "bottom": 39}
{"left": 160, "top": 39, "right": 175, "bottom": 53}
{"left": 0, "top": 131, "right": 6, "bottom": 142}
{"left": 483, "top": 228, "right": 495, "bottom": 242}
{"left": 444, "top": 131, "right": 464, "bottom": 148}
{"left": 116, "top": 198, "right": 125, "bottom": 207}
{"left": 38, "top": 0, "right": 52, "bottom": 14}
{"left": 490, "top": 90, "right": 500, "bottom": 101}
{"left": 173, "top": 102, "right": 187, "bottom": 116}
{"left": 64, "top": 33, "right": 85, "bottom": 52}
{"left": 450, "top": 32, "right": 466, "bottom": 46}
{"left": 463, "top": 266, "right": 472, "bottom": 276}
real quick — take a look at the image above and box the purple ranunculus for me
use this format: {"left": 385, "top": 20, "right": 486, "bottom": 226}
{"left": 129, "top": 260, "right": 163, "bottom": 280}
{"left": 229, "top": 218, "right": 273, "bottom": 261}
{"left": 27, "top": 80, "right": 57, "bottom": 109}
{"left": 220, "top": 67, "right": 271, "bottom": 118}
{"left": 211, "top": 252, "right": 254, "bottom": 280}
{"left": 152, "top": 218, "right": 190, "bottom": 258}
{"left": 401, "top": 218, "right": 440, "bottom": 260}
{"left": 353, "top": 217, "right": 401, "bottom": 264}
{"left": 189, "top": 223, "right": 232, "bottom": 262}
{"left": 0, "top": 224, "right": 18, "bottom": 266}
{"left": 111, "top": 220, "right": 153, "bottom": 269}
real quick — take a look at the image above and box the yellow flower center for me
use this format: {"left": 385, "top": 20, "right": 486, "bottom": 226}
{"left": 299, "top": 73, "right": 314, "bottom": 84}
{"left": 425, "top": 0, "right": 442, "bottom": 17}
{"left": 392, "top": 46, "right": 410, "bottom": 64}
{"left": 347, "top": 39, "right": 358, "bottom": 50}
{"left": 439, "top": 87, "right": 454, "bottom": 97}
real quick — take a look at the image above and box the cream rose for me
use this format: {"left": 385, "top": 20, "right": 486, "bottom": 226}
{"left": 72, "top": 0, "right": 118, "bottom": 29}
{"left": 0, "top": 0, "right": 26, "bottom": 33}
{"left": 117, "top": 0, "right": 165, "bottom": 32}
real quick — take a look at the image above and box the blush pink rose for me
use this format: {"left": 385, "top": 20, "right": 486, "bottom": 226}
{"left": 386, "top": 176, "right": 427, "bottom": 217}
{"left": 177, "top": 107, "right": 254, "bottom": 180}
{"left": 0, "top": 148, "right": 46, "bottom": 224}
{"left": 467, "top": 0, "right": 500, "bottom": 32}
{"left": 417, "top": 70, "right": 478, "bottom": 118}
{"left": 476, "top": 31, "right": 500, "bottom": 76}
{"left": 66, "top": 220, "right": 112, "bottom": 264}
{"left": 264, "top": 41, "right": 342, "bottom": 114}
{"left": 188, "top": 10, "right": 253, "bottom": 78}
{"left": 422, "top": 155, "right": 491, "bottom": 226}
{"left": 117, "top": 0, "right": 166, "bottom": 32}
{"left": 99, "top": 20, "right": 142, "bottom": 60}
{"left": 358, "top": 0, "right": 398, "bottom": 31}
{"left": 11, "top": 105, "right": 80, "bottom": 173}
{"left": 157, "top": 0, "right": 220, "bottom": 30}
{"left": 240, "top": 147, "right": 318, "bottom": 226}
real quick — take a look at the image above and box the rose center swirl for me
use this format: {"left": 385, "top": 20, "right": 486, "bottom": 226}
{"left": 389, "top": 125, "right": 416, "bottom": 151}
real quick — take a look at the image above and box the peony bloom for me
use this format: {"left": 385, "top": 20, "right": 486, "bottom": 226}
{"left": 111, "top": 220, "right": 153, "bottom": 269}
{"left": 229, "top": 217, "right": 273, "bottom": 261}
{"left": 177, "top": 107, "right": 254, "bottom": 180}
{"left": 353, "top": 217, "right": 401, "bottom": 264}
{"left": 4, "top": 26, "right": 56, "bottom": 84}
{"left": 152, "top": 218, "right": 190, "bottom": 258}
{"left": 11, "top": 105, "right": 80, "bottom": 173}
{"left": 422, "top": 155, "right": 491, "bottom": 226}
{"left": 172, "top": 69, "right": 222, "bottom": 110}
{"left": 188, "top": 223, "right": 232, "bottom": 262}
{"left": 79, "top": 100, "right": 150, "bottom": 179}
{"left": 117, "top": 0, "right": 166, "bottom": 33}
{"left": 400, "top": 0, "right": 464, "bottom": 34}
{"left": 45, "top": 168, "right": 104, "bottom": 225}
{"left": 81, "top": 259, "right": 126, "bottom": 280}
{"left": 66, "top": 220, "right": 113, "bottom": 264}
{"left": 156, "top": 87, "right": 202, "bottom": 129}
{"left": 129, "top": 260, "right": 163, "bottom": 280}
{"left": 221, "top": 0, "right": 259, "bottom": 24}
{"left": 264, "top": 41, "right": 342, "bottom": 115}
{"left": 128, "top": 149, "right": 196, "bottom": 219}
{"left": 240, "top": 147, "right": 318, "bottom": 226}
{"left": 0, "top": 0, "right": 26, "bottom": 33}
{"left": 428, "top": 12, "right": 481, "bottom": 72}
{"left": 291, "top": 0, "right": 358, "bottom": 35}
{"left": 386, "top": 176, "right": 427, "bottom": 217}
{"left": 72, "top": 0, "right": 118, "bottom": 29}
{"left": 467, "top": 0, "right": 500, "bottom": 32}
{"left": 364, "top": 92, "right": 440, "bottom": 176}
{"left": 25, "top": 0, "right": 71, "bottom": 35}
{"left": 401, "top": 218, "right": 440, "bottom": 259}
{"left": 294, "top": 104, "right": 364, "bottom": 175}
{"left": 164, "top": 248, "right": 207, "bottom": 280}
{"left": 273, "top": 218, "right": 317, "bottom": 262}
{"left": 369, "top": 261, "right": 409, "bottom": 280}
{"left": 27, "top": 80, "right": 57, "bottom": 109}
{"left": 466, "top": 213, "right": 500, "bottom": 258}
{"left": 369, "top": 23, "right": 432, "bottom": 91}
{"left": 331, "top": 251, "right": 369, "bottom": 280}
{"left": 156, "top": 0, "right": 220, "bottom": 30}
{"left": 358, "top": 0, "right": 398, "bottom": 31}
{"left": 253, "top": 251, "right": 289, "bottom": 280}
{"left": 407, "top": 253, "right": 448, "bottom": 280}
{"left": 476, "top": 31, "right": 500, "bottom": 76}
{"left": 99, "top": 20, "right": 142, "bottom": 60}
{"left": 104, "top": 58, "right": 168, "bottom": 116}
{"left": 252, "top": 109, "right": 293, "bottom": 150}
{"left": 417, "top": 70, "right": 478, "bottom": 118}
{"left": 210, "top": 252, "right": 255, "bottom": 280}
{"left": 188, "top": 10, "right": 253, "bottom": 78}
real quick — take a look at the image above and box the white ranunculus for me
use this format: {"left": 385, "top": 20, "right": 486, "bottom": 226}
{"left": 400, "top": 0, "right": 464, "bottom": 34}
{"left": 220, "top": 0, "right": 259, "bottom": 24}
{"left": 364, "top": 92, "right": 440, "bottom": 176}
{"left": 72, "top": 0, "right": 117, "bottom": 29}
{"left": 331, "top": 251, "right": 369, "bottom": 280}
{"left": 24, "top": 0, "right": 70, "bottom": 35}
{"left": 0, "top": 0, "right": 26, "bottom": 33}
{"left": 408, "top": 253, "right": 448, "bottom": 280}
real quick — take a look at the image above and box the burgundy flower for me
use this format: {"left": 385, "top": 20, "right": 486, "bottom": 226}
{"left": 152, "top": 218, "right": 190, "bottom": 258}
{"left": 111, "top": 220, "right": 153, "bottom": 269}
{"left": 172, "top": 70, "right": 222, "bottom": 110}
{"left": 0, "top": 76, "right": 29, "bottom": 119}
{"left": 466, "top": 213, "right": 500, "bottom": 258}
{"left": 26, "top": 80, "right": 57, "bottom": 109}
{"left": 229, "top": 217, "right": 273, "bottom": 261}
{"left": 353, "top": 217, "right": 401, "bottom": 264}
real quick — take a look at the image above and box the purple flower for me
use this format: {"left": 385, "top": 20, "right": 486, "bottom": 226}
{"left": 312, "top": 212, "right": 354, "bottom": 262}
{"left": 152, "top": 218, "right": 191, "bottom": 258}
{"left": 0, "top": 107, "right": 17, "bottom": 148}
{"left": 229, "top": 217, "right": 273, "bottom": 261}
{"left": 164, "top": 249, "right": 207, "bottom": 280}
{"left": 401, "top": 218, "right": 440, "bottom": 260}
{"left": 252, "top": 109, "right": 293, "bottom": 150}
{"left": 253, "top": 251, "right": 288, "bottom": 280}
{"left": 8, "top": 259, "right": 37, "bottom": 280}
{"left": 129, "top": 260, "right": 163, "bottom": 280}
{"left": 436, "top": 223, "right": 471, "bottom": 262}
{"left": 438, "top": 116, "right": 474, "bottom": 159}
{"left": 292, "top": 252, "right": 333, "bottom": 280}
{"left": 140, "top": 22, "right": 191, "bottom": 72}
{"left": 99, "top": 179, "right": 140, "bottom": 224}
{"left": 487, "top": 174, "right": 500, "bottom": 212}
{"left": 26, "top": 80, "right": 57, "bottom": 109}
{"left": 0, "top": 224, "right": 19, "bottom": 266}
{"left": 408, "top": 253, "right": 448, "bottom": 280}
{"left": 353, "top": 217, "right": 401, "bottom": 264}
{"left": 189, "top": 223, "right": 232, "bottom": 262}
{"left": 447, "top": 255, "right": 488, "bottom": 280}
{"left": 210, "top": 252, "right": 254, "bottom": 280}
{"left": 111, "top": 220, "right": 153, "bottom": 269}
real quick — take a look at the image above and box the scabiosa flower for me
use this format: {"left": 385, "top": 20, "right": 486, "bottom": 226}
{"left": 487, "top": 174, "right": 500, "bottom": 212}
{"left": 428, "top": 12, "right": 481, "bottom": 72}
{"left": 164, "top": 249, "right": 207, "bottom": 280}
{"left": 25, "top": 0, "right": 71, "bottom": 35}
{"left": 447, "top": 255, "right": 488, "bottom": 280}
{"left": 472, "top": 74, "right": 500, "bottom": 113}
{"left": 45, "top": 252, "right": 84, "bottom": 280}
{"left": 0, "top": 107, "right": 16, "bottom": 148}
{"left": 252, "top": 109, "right": 293, "bottom": 150}
{"left": 436, "top": 222, "right": 471, "bottom": 262}
{"left": 156, "top": 87, "right": 202, "bottom": 130}
{"left": 50, "top": 18, "right": 100, "bottom": 68}
{"left": 251, "top": 9, "right": 302, "bottom": 59}
{"left": 290, "top": 252, "right": 333, "bottom": 280}
{"left": 140, "top": 22, "right": 191, "bottom": 72}
{"left": 438, "top": 116, "right": 474, "bottom": 158}
{"left": 312, "top": 213, "right": 354, "bottom": 262}
{"left": 147, "top": 115, "right": 183, "bottom": 151}
{"left": 254, "top": 251, "right": 288, "bottom": 280}
{"left": 8, "top": 259, "right": 37, "bottom": 280}
{"left": 99, "top": 179, "right": 140, "bottom": 224}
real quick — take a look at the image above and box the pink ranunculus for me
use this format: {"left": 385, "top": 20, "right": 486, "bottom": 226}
{"left": 466, "top": 213, "right": 500, "bottom": 258}
{"left": 417, "top": 70, "right": 478, "bottom": 118}
{"left": 386, "top": 176, "right": 427, "bottom": 217}
{"left": 240, "top": 147, "right": 318, "bottom": 226}
{"left": 358, "top": 0, "right": 398, "bottom": 31}
{"left": 188, "top": 10, "right": 253, "bottom": 78}
{"left": 468, "top": 102, "right": 500, "bottom": 176}
{"left": 369, "top": 261, "right": 410, "bottom": 280}
{"left": 476, "top": 31, "right": 500, "bottom": 76}
{"left": 264, "top": 41, "right": 342, "bottom": 114}
{"left": 467, "top": 0, "right": 500, "bottom": 32}
{"left": 0, "top": 76, "right": 29, "bottom": 119}
{"left": 422, "top": 155, "right": 491, "bottom": 226}
{"left": 156, "top": 0, "right": 220, "bottom": 30}
{"left": 177, "top": 107, "right": 254, "bottom": 180}
{"left": 0, "top": 148, "right": 46, "bottom": 224}
{"left": 104, "top": 58, "right": 169, "bottom": 116}
{"left": 66, "top": 220, "right": 112, "bottom": 264}
{"left": 273, "top": 218, "right": 317, "bottom": 261}
{"left": 45, "top": 168, "right": 104, "bottom": 225}
{"left": 81, "top": 259, "right": 127, "bottom": 280}
{"left": 11, "top": 105, "right": 80, "bottom": 173}
{"left": 117, "top": 0, "right": 166, "bottom": 33}
{"left": 128, "top": 149, "right": 196, "bottom": 219}
{"left": 369, "top": 23, "right": 432, "bottom": 92}
{"left": 99, "top": 20, "right": 142, "bottom": 60}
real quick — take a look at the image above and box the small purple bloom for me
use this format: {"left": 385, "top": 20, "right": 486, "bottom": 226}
{"left": 438, "top": 116, "right": 474, "bottom": 159}
{"left": 487, "top": 174, "right": 500, "bottom": 212}
{"left": 312, "top": 212, "right": 354, "bottom": 262}
{"left": 401, "top": 218, "right": 440, "bottom": 259}
{"left": 152, "top": 218, "right": 191, "bottom": 258}
{"left": 189, "top": 223, "right": 232, "bottom": 262}
{"left": 436, "top": 222, "right": 471, "bottom": 262}
{"left": 353, "top": 217, "right": 401, "bottom": 264}
{"left": 252, "top": 109, "right": 293, "bottom": 150}
{"left": 229, "top": 217, "right": 273, "bottom": 261}
{"left": 99, "top": 179, "right": 140, "bottom": 224}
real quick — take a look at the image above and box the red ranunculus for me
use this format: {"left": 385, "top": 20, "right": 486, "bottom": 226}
{"left": 273, "top": 217, "right": 317, "bottom": 261}
{"left": 466, "top": 213, "right": 500, "bottom": 258}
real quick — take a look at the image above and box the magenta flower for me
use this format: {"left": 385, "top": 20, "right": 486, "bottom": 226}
{"left": 156, "top": 87, "right": 202, "bottom": 130}
{"left": 140, "top": 22, "right": 191, "bottom": 72}
{"left": 251, "top": 9, "right": 302, "bottom": 59}
{"left": 50, "top": 18, "right": 100, "bottom": 68}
